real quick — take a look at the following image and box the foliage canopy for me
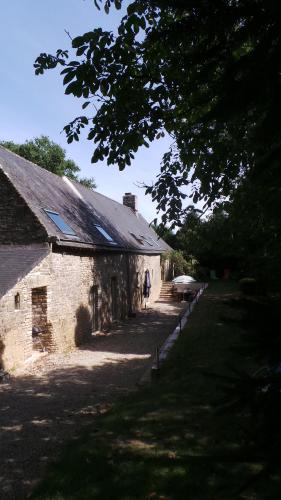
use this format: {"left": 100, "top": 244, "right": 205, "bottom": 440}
{"left": 34, "top": 0, "right": 281, "bottom": 224}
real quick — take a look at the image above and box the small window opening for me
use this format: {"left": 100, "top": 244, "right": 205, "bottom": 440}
{"left": 32, "top": 287, "right": 52, "bottom": 352}
{"left": 43, "top": 209, "right": 76, "bottom": 236}
{"left": 15, "top": 293, "right": 20, "bottom": 310}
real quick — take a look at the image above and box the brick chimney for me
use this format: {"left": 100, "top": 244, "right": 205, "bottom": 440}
{"left": 123, "top": 192, "right": 138, "bottom": 213}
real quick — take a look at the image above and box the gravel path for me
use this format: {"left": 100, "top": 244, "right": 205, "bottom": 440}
{"left": 0, "top": 301, "right": 186, "bottom": 500}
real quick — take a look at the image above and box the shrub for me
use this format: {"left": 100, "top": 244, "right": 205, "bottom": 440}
{"left": 161, "top": 250, "right": 199, "bottom": 280}
{"left": 170, "top": 250, "right": 192, "bottom": 276}
{"left": 239, "top": 277, "right": 257, "bottom": 295}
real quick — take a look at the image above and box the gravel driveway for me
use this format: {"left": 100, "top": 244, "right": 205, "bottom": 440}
{"left": 0, "top": 301, "right": 186, "bottom": 500}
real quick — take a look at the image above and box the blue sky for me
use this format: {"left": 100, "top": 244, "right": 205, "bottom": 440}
{"left": 0, "top": 1, "right": 179, "bottom": 222}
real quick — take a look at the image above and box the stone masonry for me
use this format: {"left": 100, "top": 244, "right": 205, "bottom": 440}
{"left": 0, "top": 247, "right": 162, "bottom": 371}
{"left": 0, "top": 251, "right": 51, "bottom": 369}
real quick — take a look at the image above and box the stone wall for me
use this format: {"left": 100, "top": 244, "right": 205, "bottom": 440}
{"left": 0, "top": 247, "right": 163, "bottom": 370}
{"left": 48, "top": 250, "right": 162, "bottom": 352}
{"left": 128, "top": 253, "right": 162, "bottom": 309}
{"left": 0, "top": 170, "right": 47, "bottom": 244}
{"left": 0, "top": 253, "right": 51, "bottom": 369}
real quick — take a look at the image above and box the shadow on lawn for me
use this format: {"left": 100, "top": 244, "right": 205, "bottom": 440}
{"left": 219, "top": 294, "right": 281, "bottom": 366}
{"left": 28, "top": 368, "right": 268, "bottom": 500}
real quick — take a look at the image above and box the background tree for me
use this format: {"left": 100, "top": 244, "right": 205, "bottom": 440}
{"left": 226, "top": 179, "right": 281, "bottom": 289}
{"left": 178, "top": 208, "right": 237, "bottom": 273}
{"left": 152, "top": 223, "right": 178, "bottom": 249}
{"left": 158, "top": 207, "right": 238, "bottom": 279}
{"left": 1, "top": 136, "right": 97, "bottom": 190}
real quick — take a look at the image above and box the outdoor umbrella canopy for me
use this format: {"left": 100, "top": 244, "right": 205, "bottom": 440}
{"left": 172, "top": 275, "right": 196, "bottom": 284}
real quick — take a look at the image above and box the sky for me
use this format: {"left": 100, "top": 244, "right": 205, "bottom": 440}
{"left": 0, "top": 0, "right": 174, "bottom": 223}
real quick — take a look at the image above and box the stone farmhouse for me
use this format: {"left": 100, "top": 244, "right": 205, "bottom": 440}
{"left": 0, "top": 146, "right": 171, "bottom": 371}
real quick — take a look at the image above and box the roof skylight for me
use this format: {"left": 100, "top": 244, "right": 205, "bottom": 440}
{"left": 44, "top": 209, "right": 76, "bottom": 236}
{"left": 130, "top": 232, "right": 145, "bottom": 245}
{"left": 94, "top": 224, "right": 117, "bottom": 245}
{"left": 140, "top": 235, "right": 154, "bottom": 247}
{"left": 148, "top": 236, "right": 160, "bottom": 247}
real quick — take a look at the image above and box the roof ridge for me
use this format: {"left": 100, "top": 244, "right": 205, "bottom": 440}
{"left": 71, "top": 176, "right": 138, "bottom": 213}
{"left": 0, "top": 146, "right": 171, "bottom": 253}
{"left": 0, "top": 145, "right": 135, "bottom": 213}
{"left": 0, "top": 146, "right": 142, "bottom": 216}
{"left": 0, "top": 144, "right": 59, "bottom": 179}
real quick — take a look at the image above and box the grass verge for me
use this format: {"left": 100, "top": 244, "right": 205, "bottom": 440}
{"left": 31, "top": 282, "right": 281, "bottom": 500}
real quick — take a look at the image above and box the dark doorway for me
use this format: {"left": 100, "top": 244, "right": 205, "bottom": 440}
{"left": 91, "top": 285, "right": 99, "bottom": 332}
{"left": 111, "top": 277, "right": 118, "bottom": 320}
{"left": 31, "top": 286, "right": 49, "bottom": 351}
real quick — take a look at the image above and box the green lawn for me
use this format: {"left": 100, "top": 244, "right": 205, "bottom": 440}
{"left": 31, "top": 282, "right": 281, "bottom": 500}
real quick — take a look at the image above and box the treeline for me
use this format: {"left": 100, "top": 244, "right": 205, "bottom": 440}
{"left": 0, "top": 136, "right": 97, "bottom": 190}
{"left": 156, "top": 179, "right": 281, "bottom": 291}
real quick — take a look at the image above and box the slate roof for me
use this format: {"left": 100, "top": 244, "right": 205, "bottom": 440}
{"left": 0, "top": 245, "right": 49, "bottom": 299}
{"left": 0, "top": 146, "right": 170, "bottom": 254}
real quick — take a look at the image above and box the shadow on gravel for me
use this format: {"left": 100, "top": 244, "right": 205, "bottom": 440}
{"left": 0, "top": 358, "right": 147, "bottom": 499}
{"left": 0, "top": 303, "right": 187, "bottom": 500}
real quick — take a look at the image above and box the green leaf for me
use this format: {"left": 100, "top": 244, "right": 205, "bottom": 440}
{"left": 65, "top": 81, "right": 79, "bottom": 95}
{"left": 88, "top": 129, "right": 96, "bottom": 141}
{"left": 76, "top": 45, "right": 87, "bottom": 56}
{"left": 80, "top": 116, "right": 89, "bottom": 125}
{"left": 100, "top": 79, "right": 109, "bottom": 95}
{"left": 72, "top": 36, "right": 84, "bottom": 48}
{"left": 63, "top": 71, "right": 76, "bottom": 85}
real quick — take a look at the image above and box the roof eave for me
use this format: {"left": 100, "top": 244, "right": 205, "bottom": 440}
{"left": 54, "top": 239, "right": 167, "bottom": 255}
